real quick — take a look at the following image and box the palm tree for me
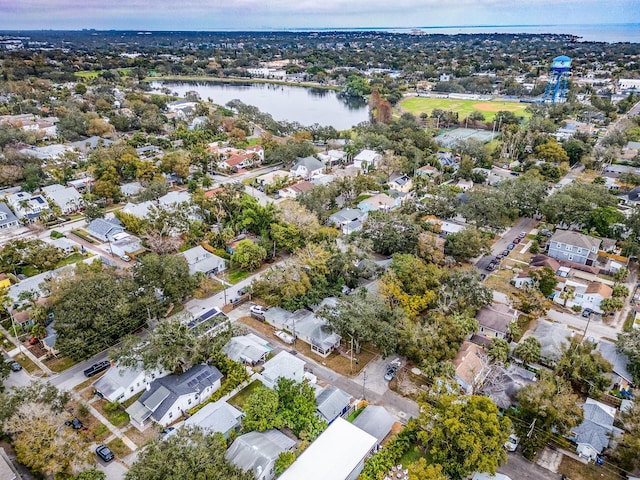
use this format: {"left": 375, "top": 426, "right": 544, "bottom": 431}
{"left": 559, "top": 286, "right": 575, "bottom": 307}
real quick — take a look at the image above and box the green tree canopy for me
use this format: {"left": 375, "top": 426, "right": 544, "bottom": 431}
{"left": 513, "top": 337, "right": 542, "bottom": 364}
{"left": 125, "top": 427, "right": 253, "bottom": 480}
{"left": 416, "top": 393, "right": 510, "bottom": 479}
{"left": 133, "top": 253, "right": 197, "bottom": 304}
{"left": 231, "top": 239, "right": 267, "bottom": 271}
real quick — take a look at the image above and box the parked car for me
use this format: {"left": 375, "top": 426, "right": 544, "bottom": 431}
{"left": 120, "top": 255, "right": 131, "bottom": 262}
{"left": 502, "top": 249, "right": 510, "bottom": 256}
{"left": 495, "top": 254, "right": 504, "bottom": 261}
{"left": 275, "top": 330, "right": 295, "bottom": 344}
{"left": 250, "top": 305, "right": 268, "bottom": 316}
{"left": 507, "top": 243, "right": 515, "bottom": 250}
{"left": 8, "top": 360, "right": 22, "bottom": 372}
{"left": 161, "top": 427, "right": 175, "bottom": 438}
{"left": 29, "top": 337, "right": 39, "bottom": 345}
{"left": 513, "top": 237, "right": 521, "bottom": 244}
{"left": 479, "top": 273, "right": 487, "bottom": 281}
{"left": 65, "top": 417, "right": 87, "bottom": 431}
{"left": 582, "top": 308, "right": 594, "bottom": 318}
{"left": 504, "top": 434, "right": 519, "bottom": 452}
{"left": 83, "top": 360, "right": 111, "bottom": 378}
{"left": 384, "top": 360, "right": 402, "bottom": 381}
{"left": 486, "top": 263, "right": 496, "bottom": 271}
{"left": 519, "top": 231, "right": 527, "bottom": 238}
{"left": 96, "top": 445, "right": 114, "bottom": 462}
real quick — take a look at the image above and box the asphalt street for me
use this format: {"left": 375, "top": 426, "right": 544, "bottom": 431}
{"left": 499, "top": 452, "right": 561, "bottom": 480}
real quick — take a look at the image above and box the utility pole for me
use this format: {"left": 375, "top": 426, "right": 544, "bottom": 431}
{"left": 362, "top": 370, "right": 367, "bottom": 401}
{"left": 527, "top": 418, "right": 536, "bottom": 438}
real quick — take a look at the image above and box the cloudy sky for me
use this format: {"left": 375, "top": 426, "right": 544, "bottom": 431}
{"left": 0, "top": 0, "right": 637, "bottom": 30}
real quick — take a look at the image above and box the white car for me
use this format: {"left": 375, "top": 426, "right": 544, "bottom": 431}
{"left": 275, "top": 330, "right": 295, "bottom": 344}
{"left": 504, "top": 434, "right": 519, "bottom": 452}
{"left": 250, "top": 305, "right": 268, "bottom": 316}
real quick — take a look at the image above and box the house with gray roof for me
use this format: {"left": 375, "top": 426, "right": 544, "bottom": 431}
{"left": 527, "top": 320, "right": 573, "bottom": 366}
{"left": 290, "top": 156, "right": 324, "bottom": 179}
{"left": 327, "top": 208, "right": 367, "bottom": 235}
{"left": 121, "top": 201, "right": 153, "bottom": 219}
{"left": 263, "top": 308, "right": 341, "bottom": 358}
{"left": 87, "top": 218, "right": 124, "bottom": 242}
{"left": 260, "top": 351, "right": 305, "bottom": 389}
{"left": 181, "top": 245, "right": 227, "bottom": 276}
{"left": 548, "top": 230, "right": 601, "bottom": 266}
{"left": 0, "top": 202, "right": 19, "bottom": 230}
{"left": 481, "top": 364, "right": 537, "bottom": 410}
{"left": 126, "top": 364, "right": 222, "bottom": 430}
{"left": 120, "top": 181, "right": 143, "bottom": 198}
{"left": 223, "top": 334, "right": 272, "bottom": 365}
{"left": 42, "top": 184, "right": 84, "bottom": 214}
{"left": 476, "top": 303, "right": 518, "bottom": 340}
{"left": 183, "top": 399, "right": 243, "bottom": 439}
{"left": 597, "top": 339, "right": 634, "bottom": 389}
{"left": 315, "top": 385, "right": 351, "bottom": 424}
{"left": 226, "top": 429, "right": 296, "bottom": 480}
{"left": 93, "top": 362, "right": 169, "bottom": 403}
{"left": 352, "top": 405, "right": 396, "bottom": 444}
{"left": 69, "top": 136, "right": 113, "bottom": 154}
{"left": 571, "top": 398, "right": 621, "bottom": 461}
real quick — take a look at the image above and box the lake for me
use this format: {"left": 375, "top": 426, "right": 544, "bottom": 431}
{"left": 151, "top": 81, "right": 369, "bottom": 130}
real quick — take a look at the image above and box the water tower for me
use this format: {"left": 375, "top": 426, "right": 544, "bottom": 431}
{"left": 542, "top": 55, "right": 571, "bottom": 104}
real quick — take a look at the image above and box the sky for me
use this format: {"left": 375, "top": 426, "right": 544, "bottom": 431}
{"left": 0, "top": 0, "right": 638, "bottom": 31}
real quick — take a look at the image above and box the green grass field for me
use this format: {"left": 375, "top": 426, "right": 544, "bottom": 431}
{"left": 75, "top": 68, "right": 132, "bottom": 79}
{"left": 400, "top": 96, "right": 531, "bottom": 122}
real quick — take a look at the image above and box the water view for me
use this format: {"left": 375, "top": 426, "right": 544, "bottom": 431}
{"left": 151, "top": 81, "right": 370, "bottom": 130}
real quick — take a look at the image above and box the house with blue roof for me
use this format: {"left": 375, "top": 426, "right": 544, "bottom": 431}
{"left": 87, "top": 218, "right": 124, "bottom": 242}
{"left": 126, "top": 364, "right": 222, "bottom": 430}
{"left": 571, "top": 398, "right": 622, "bottom": 461}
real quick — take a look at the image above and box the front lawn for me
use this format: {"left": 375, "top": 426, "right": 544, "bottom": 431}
{"left": 557, "top": 456, "right": 623, "bottom": 480}
{"left": 226, "top": 269, "right": 249, "bottom": 284}
{"left": 45, "top": 356, "right": 77, "bottom": 373}
{"left": 228, "top": 380, "right": 262, "bottom": 410}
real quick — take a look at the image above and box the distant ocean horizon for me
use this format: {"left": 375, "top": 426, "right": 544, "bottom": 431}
{"left": 287, "top": 23, "right": 640, "bottom": 43}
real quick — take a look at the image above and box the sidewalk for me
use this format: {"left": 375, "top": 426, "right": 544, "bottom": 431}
{"left": 0, "top": 323, "right": 54, "bottom": 376}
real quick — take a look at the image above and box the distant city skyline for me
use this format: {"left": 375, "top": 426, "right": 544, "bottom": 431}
{"left": 0, "top": 0, "right": 638, "bottom": 31}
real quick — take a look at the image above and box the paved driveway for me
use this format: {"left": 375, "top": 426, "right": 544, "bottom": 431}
{"left": 498, "top": 452, "right": 561, "bottom": 480}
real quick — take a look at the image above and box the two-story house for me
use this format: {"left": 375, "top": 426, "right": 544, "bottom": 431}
{"left": 290, "top": 156, "right": 324, "bottom": 179}
{"left": 547, "top": 230, "right": 601, "bottom": 266}
{"left": 126, "top": 364, "right": 222, "bottom": 430}
{"left": 0, "top": 203, "right": 20, "bottom": 230}
{"left": 476, "top": 303, "right": 518, "bottom": 340}
{"left": 181, "top": 245, "right": 227, "bottom": 276}
{"left": 6, "top": 192, "right": 50, "bottom": 223}
{"left": 42, "top": 184, "right": 84, "bottom": 214}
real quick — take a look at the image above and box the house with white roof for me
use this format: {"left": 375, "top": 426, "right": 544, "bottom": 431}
{"left": 93, "top": 362, "right": 169, "bottom": 403}
{"left": 42, "top": 184, "right": 84, "bottom": 214}
{"left": 553, "top": 278, "right": 612, "bottom": 314}
{"left": 223, "top": 334, "right": 272, "bottom": 365}
{"left": 109, "top": 233, "right": 144, "bottom": 258}
{"left": 226, "top": 429, "right": 296, "bottom": 480}
{"left": 353, "top": 149, "right": 382, "bottom": 171}
{"left": 0, "top": 203, "right": 19, "bottom": 230}
{"left": 182, "top": 399, "right": 243, "bottom": 439}
{"left": 260, "top": 351, "right": 305, "bottom": 389}
{"left": 317, "top": 149, "right": 346, "bottom": 165}
{"left": 126, "top": 364, "right": 222, "bottom": 430}
{"left": 180, "top": 245, "right": 227, "bottom": 276}
{"left": 120, "top": 181, "right": 143, "bottom": 198}
{"left": 120, "top": 201, "right": 154, "bottom": 219}
{"left": 278, "top": 417, "right": 377, "bottom": 480}
{"left": 6, "top": 192, "right": 50, "bottom": 222}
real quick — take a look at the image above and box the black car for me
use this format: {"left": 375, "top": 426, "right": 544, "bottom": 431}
{"left": 502, "top": 249, "right": 510, "bottom": 256}
{"left": 65, "top": 417, "right": 86, "bottom": 430}
{"left": 486, "top": 263, "right": 496, "bottom": 271}
{"left": 582, "top": 308, "right": 594, "bottom": 318}
{"left": 83, "top": 360, "right": 111, "bottom": 377}
{"left": 96, "top": 445, "right": 114, "bottom": 462}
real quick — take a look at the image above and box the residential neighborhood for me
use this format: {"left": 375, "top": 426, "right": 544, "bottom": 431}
{"left": 0, "top": 22, "right": 640, "bottom": 480}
